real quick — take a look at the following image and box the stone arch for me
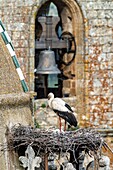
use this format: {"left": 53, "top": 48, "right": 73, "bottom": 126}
{"left": 29, "top": 0, "right": 85, "bottom": 124}
{"left": 61, "top": 0, "right": 85, "bottom": 125}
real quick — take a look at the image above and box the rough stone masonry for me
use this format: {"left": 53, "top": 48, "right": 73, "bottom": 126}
{"left": 0, "top": 0, "right": 113, "bottom": 168}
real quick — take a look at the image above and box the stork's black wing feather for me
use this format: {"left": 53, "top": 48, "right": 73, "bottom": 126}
{"left": 65, "top": 103, "right": 73, "bottom": 112}
{"left": 55, "top": 110, "right": 77, "bottom": 127}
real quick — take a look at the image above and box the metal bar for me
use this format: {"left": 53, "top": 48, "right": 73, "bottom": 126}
{"left": 35, "top": 40, "right": 67, "bottom": 49}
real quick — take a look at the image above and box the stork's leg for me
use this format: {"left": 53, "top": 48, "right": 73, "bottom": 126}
{"left": 64, "top": 120, "right": 67, "bottom": 131}
{"left": 59, "top": 117, "right": 61, "bottom": 132}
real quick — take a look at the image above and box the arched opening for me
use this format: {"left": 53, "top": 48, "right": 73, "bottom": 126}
{"left": 29, "top": 0, "right": 85, "bottom": 125}
{"left": 34, "top": 1, "right": 77, "bottom": 99}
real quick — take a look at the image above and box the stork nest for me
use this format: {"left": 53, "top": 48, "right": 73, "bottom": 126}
{"left": 7, "top": 125, "right": 109, "bottom": 157}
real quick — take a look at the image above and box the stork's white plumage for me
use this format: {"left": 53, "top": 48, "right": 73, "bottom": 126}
{"left": 47, "top": 92, "right": 77, "bottom": 131}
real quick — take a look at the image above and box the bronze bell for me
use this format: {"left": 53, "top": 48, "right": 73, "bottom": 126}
{"left": 36, "top": 50, "right": 61, "bottom": 74}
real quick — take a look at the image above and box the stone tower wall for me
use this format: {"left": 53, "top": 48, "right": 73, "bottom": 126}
{"left": 0, "top": 0, "right": 113, "bottom": 168}
{"left": 0, "top": 0, "right": 113, "bottom": 128}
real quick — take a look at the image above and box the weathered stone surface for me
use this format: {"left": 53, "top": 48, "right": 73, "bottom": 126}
{"left": 0, "top": 35, "right": 23, "bottom": 94}
{"left": 0, "top": 17, "right": 33, "bottom": 170}
{"left": 0, "top": 0, "right": 113, "bottom": 167}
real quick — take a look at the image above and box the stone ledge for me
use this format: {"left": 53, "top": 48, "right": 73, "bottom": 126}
{"left": 34, "top": 96, "right": 77, "bottom": 105}
{"left": 0, "top": 92, "right": 30, "bottom": 107}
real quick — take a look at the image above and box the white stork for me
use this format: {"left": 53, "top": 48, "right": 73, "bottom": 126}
{"left": 47, "top": 92, "right": 77, "bottom": 131}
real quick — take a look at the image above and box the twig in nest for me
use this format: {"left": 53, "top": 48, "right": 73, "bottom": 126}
{"left": 6, "top": 125, "right": 109, "bottom": 159}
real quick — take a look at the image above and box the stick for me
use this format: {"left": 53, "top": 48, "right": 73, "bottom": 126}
{"left": 44, "top": 153, "right": 48, "bottom": 170}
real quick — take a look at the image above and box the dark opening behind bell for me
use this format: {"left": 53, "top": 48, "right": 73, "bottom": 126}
{"left": 36, "top": 50, "right": 61, "bottom": 74}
